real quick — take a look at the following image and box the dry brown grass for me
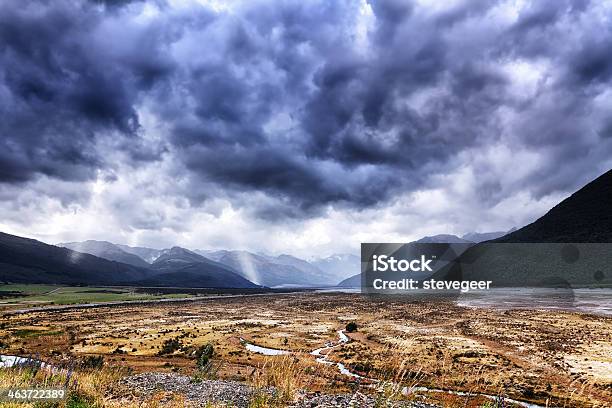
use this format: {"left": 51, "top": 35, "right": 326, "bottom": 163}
{"left": 0, "top": 362, "right": 128, "bottom": 408}
{"left": 370, "top": 339, "right": 428, "bottom": 406}
{"left": 2, "top": 294, "right": 609, "bottom": 407}
{"left": 249, "top": 354, "right": 309, "bottom": 404}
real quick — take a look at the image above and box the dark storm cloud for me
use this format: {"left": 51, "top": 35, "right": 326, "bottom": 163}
{"left": 1, "top": 0, "right": 612, "bottom": 219}
{"left": 0, "top": 0, "right": 176, "bottom": 183}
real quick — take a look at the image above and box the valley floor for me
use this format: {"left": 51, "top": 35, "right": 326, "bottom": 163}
{"left": 0, "top": 293, "right": 610, "bottom": 407}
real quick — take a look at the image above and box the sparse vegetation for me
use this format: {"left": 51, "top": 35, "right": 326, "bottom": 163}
{"left": 157, "top": 337, "right": 183, "bottom": 355}
{"left": 345, "top": 322, "right": 358, "bottom": 333}
{"left": 0, "top": 358, "right": 127, "bottom": 408}
{"left": 81, "top": 355, "right": 104, "bottom": 369}
{"left": 13, "top": 329, "right": 63, "bottom": 338}
{"left": 191, "top": 342, "right": 223, "bottom": 381}
{"left": 196, "top": 343, "right": 214, "bottom": 370}
{"left": 251, "top": 355, "right": 310, "bottom": 404}
{"left": 0, "top": 292, "right": 607, "bottom": 407}
{"left": 0, "top": 284, "right": 193, "bottom": 309}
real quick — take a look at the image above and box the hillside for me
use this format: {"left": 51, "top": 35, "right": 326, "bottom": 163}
{"left": 0, "top": 232, "right": 149, "bottom": 285}
{"left": 151, "top": 247, "right": 208, "bottom": 271}
{"left": 135, "top": 265, "right": 259, "bottom": 288}
{"left": 495, "top": 170, "right": 612, "bottom": 243}
{"left": 434, "top": 170, "right": 612, "bottom": 286}
{"left": 337, "top": 273, "right": 361, "bottom": 288}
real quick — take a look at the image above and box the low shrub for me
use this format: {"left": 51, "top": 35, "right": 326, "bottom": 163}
{"left": 157, "top": 337, "right": 182, "bottom": 355}
{"left": 196, "top": 343, "right": 214, "bottom": 370}
{"left": 81, "top": 355, "right": 104, "bottom": 370}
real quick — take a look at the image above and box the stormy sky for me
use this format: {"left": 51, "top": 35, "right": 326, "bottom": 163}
{"left": 1, "top": 0, "right": 611, "bottom": 257}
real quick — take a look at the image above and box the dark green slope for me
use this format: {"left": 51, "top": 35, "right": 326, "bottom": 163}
{"left": 438, "top": 170, "right": 612, "bottom": 287}
{"left": 495, "top": 169, "right": 612, "bottom": 243}
{"left": 0, "top": 232, "right": 149, "bottom": 285}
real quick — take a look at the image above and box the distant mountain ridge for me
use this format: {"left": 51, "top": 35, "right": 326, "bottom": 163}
{"left": 5, "top": 170, "right": 611, "bottom": 289}
{"left": 462, "top": 230, "right": 512, "bottom": 242}
{"left": 153, "top": 247, "right": 208, "bottom": 270}
{"left": 0, "top": 234, "right": 257, "bottom": 288}
{"left": 116, "top": 244, "right": 162, "bottom": 263}
{"left": 416, "top": 234, "right": 472, "bottom": 244}
{"left": 193, "top": 250, "right": 359, "bottom": 287}
{"left": 59, "top": 240, "right": 150, "bottom": 268}
{"left": 201, "top": 250, "right": 325, "bottom": 287}
{"left": 311, "top": 254, "right": 359, "bottom": 281}
{"left": 416, "top": 230, "right": 512, "bottom": 244}
{"left": 138, "top": 246, "right": 258, "bottom": 288}
{"left": 337, "top": 274, "right": 361, "bottom": 288}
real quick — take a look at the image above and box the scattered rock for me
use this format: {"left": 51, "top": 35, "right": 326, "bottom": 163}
{"left": 118, "top": 372, "right": 269, "bottom": 407}
{"left": 117, "top": 372, "right": 438, "bottom": 407}
{"left": 290, "top": 391, "right": 437, "bottom": 407}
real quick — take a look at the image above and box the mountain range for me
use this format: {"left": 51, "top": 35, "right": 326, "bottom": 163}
{"left": 0, "top": 237, "right": 257, "bottom": 288}
{"left": 135, "top": 247, "right": 257, "bottom": 288}
{"left": 195, "top": 250, "right": 319, "bottom": 287}
{"left": 2, "top": 235, "right": 358, "bottom": 288}
{"left": 60, "top": 240, "right": 151, "bottom": 268}
{"left": 1, "top": 170, "right": 610, "bottom": 288}
{"left": 116, "top": 244, "right": 162, "bottom": 264}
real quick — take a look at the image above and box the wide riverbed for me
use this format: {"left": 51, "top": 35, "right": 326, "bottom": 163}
{"left": 455, "top": 287, "right": 612, "bottom": 315}
{"left": 324, "top": 287, "right": 612, "bottom": 315}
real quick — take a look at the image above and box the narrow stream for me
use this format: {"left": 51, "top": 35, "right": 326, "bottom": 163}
{"left": 241, "top": 331, "right": 545, "bottom": 408}
{"left": 405, "top": 386, "right": 543, "bottom": 408}
{"left": 0, "top": 355, "right": 46, "bottom": 368}
{"left": 310, "top": 330, "right": 370, "bottom": 380}
{"left": 239, "top": 339, "right": 289, "bottom": 356}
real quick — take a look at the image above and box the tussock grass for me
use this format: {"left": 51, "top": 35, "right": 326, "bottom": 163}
{"left": 369, "top": 339, "right": 427, "bottom": 406}
{"left": 0, "top": 358, "right": 128, "bottom": 408}
{"left": 250, "top": 354, "right": 307, "bottom": 403}
{"left": 248, "top": 353, "right": 339, "bottom": 406}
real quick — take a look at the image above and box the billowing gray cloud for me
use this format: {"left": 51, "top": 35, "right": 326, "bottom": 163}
{"left": 1, "top": 0, "right": 611, "bottom": 248}
{"left": 0, "top": 0, "right": 173, "bottom": 183}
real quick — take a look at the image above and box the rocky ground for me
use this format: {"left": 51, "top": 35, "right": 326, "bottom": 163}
{"left": 290, "top": 392, "right": 436, "bottom": 408}
{"left": 116, "top": 372, "right": 437, "bottom": 407}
